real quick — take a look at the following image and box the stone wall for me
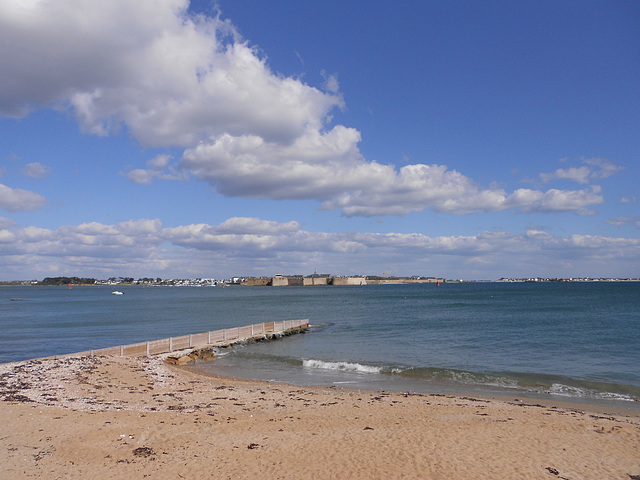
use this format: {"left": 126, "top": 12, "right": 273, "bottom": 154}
{"left": 303, "top": 277, "right": 329, "bottom": 286}
{"left": 332, "top": 276, "right": 367, "bottom": 286}
{"left": 272, "top": 275, "right": 289, "bottom": 286}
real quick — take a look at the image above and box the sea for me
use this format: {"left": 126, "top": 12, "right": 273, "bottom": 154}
{"left": 1, "top": 281, "right": 639, "bottom": 409}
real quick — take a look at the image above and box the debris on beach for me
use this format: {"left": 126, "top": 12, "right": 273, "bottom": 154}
{"left": 132, "top": 446, "right": 155, "bottom": 458}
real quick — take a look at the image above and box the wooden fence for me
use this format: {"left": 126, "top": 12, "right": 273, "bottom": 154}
{"left": 50, "top": 319, "right": 309, "bottom": 359}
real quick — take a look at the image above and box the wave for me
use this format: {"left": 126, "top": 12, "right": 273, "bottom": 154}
{"left": 203, "top": 349, "right": 639, "bottom": 405}
{"left": 301, "top": 361, "right": 639, "bottom": 402}
{"left": 398, "top": 367, "right": 640, "bottom": 403}
{"left": 398, "top": 367, "right": 520, "bottom": 388}
{"left": 302, "top": 359, "right": 384, "bottom": 374}
{"left": 546, "top": 383, "right": 638, "bottom": 402}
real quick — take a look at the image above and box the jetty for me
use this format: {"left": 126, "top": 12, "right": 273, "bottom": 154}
{"left": 40, "top": 319, "right": 310, "bottom": 365}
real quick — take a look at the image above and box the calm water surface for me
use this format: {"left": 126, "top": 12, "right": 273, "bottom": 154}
{"left": 1, "top": 282, "right": 638, "bottom": 408}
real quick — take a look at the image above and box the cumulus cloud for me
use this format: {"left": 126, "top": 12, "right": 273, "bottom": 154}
{"left": 322, "top": 173, "right": 604, "bottom": 216}
{"left": 180, "top": 126, "right": 365, "bottom": 199}
{"left": 0, "top": 1, "right": 610, "bottom": 217}
{"left": 0, "top": 219, "right": 166, "bottom": 279}
{"left": 1, "top": 217, "right": 639, "bottom": 280}
{"left": 0, "top": 183, "right": 47, "bottom": 212}
{"left": 182, "top": 137, "right": 605, "bottom": 215}
{"left": 0, "top": 0, "right": 342, "bottom": 146}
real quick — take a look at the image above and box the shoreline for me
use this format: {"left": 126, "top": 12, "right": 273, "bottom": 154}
{"left": 182, "top": 363, "right": 640, "bottom": 418}
{"left": 2, "top": 355, "right": 639, "bottom": 479}
{"left": 189, "top": 359, "right": 640, "bottom": 414}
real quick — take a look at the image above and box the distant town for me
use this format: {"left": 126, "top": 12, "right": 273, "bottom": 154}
{"left": 1, "top": 274, "right": 444, "bottom": 287}
{"left": 1, "top": 274, "right": 638, "bottom": 287}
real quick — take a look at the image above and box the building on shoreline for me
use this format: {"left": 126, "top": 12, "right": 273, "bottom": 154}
{"left": 245, "top": 274, "right": 445, "bottom": 287}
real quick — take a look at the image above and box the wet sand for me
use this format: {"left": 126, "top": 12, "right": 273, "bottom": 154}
{"left": 1, "top": 355, "right": 639, "bottom": 479}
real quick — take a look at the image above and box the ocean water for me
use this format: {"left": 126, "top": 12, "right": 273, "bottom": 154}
{"left": 1, "top": 282, "right": 639, "bottom": 409}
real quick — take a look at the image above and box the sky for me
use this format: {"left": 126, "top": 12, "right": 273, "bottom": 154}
{"left": 1, "top": 0, "right": 639, "bottom": 281}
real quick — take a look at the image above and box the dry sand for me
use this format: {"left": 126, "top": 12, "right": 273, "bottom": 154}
{"left": 1, "top": 355, "right": 639, "bottom": 479}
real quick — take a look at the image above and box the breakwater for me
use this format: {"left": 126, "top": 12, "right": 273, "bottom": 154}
{"left": 38, "top": 319, "right": 310, "bottom": 364}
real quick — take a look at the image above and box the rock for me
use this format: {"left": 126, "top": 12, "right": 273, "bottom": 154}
{"left": 175, "top": 356, "right": 193, "bottom": 365}
{"left": 164, "top": 355, "right": 193, "bottom": 365}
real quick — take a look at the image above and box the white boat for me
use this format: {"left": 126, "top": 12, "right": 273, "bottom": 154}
{"left": 112, "top": 291, "right": 124, "bottom": 295}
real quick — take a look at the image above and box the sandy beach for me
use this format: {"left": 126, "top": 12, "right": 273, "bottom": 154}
{"left": 1, "top": 355, "right": 639, "bottom": 479}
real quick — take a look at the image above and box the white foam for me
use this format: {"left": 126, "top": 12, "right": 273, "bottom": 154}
{"left": 547, "top": 383, "right": 634, "bottom": 402}
{"left": 302, "top": 359, "right": 382, "bottom": 374}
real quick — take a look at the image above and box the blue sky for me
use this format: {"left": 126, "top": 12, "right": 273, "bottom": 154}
{"left": 1, "top": 0, "right": 639, "bottom": 280}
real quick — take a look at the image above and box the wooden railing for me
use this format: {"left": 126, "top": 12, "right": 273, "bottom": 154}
{"left": 47, "top": 319, "right": 309, "bottom": 359}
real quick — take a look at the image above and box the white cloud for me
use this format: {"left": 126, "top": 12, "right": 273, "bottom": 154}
{"left": 182, "top": 136, "right": 604, "bottom": 215}
{"left": 518, "top": 186, "right": 603, "bottom": 214}
{"left": 322, "top": 71, "right": 340, "bottom": 94}
{"left": 0, "top": 216, "right": 17, "bottom": 229}
{"left": 22, "top": 162, "right": 51, "bottom": 179}
{"left": 146, "top": 154, "right": 171, "bottom": 170}
{"left": 124, "top": 154, "right": 185, "bottom": 184}
{"left": 606, "top": 216, "right": 640, "bottom": 228}
{"left": 540, "top": 166, "right": 592, "bottom": 184}
{"left": 606, "top": 217, "right": 630, "bottom": 226}
{"left": 0, "top": 219, "right": 166, "bottom": 280}
{"left": 539, "top": 158, "right": 624, "bottom": 184}
{"left": 0, "top": 0, "right": 342, "bottom": 146}
{"left": 323, "top": 176, "right": 603, "bottom": 217}
{"left": 585, "top": 158, "right": 625, "bottom": 180}
{"left": 0, "top": 183, "right": 47, "bottom": 212}
{"left": 125, "top": 168, "right": 157, "bottom": 185}
{"left": 0, "top": 1, "right": 613, "bottom": 218}
{"left": 1, "top": 217, "right": 639, "bottom": 280}
{"left": 180, "top": 126, "right": 366, "bottom": 199}
{"left": 214, "top": 217, "right": 301, "bottom": 235}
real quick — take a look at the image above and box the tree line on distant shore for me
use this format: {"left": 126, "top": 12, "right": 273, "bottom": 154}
{"left": 39, "top": 277, "right": 97, "bottom": 286}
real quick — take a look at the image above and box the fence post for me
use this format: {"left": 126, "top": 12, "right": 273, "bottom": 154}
{"left": 169, "top": 337, "right": 173, "bottom": 352}
{"left": 120, "top": 345, "right": 124, "bottom": 356}
{"left": 146, "top": 341, "right": 150, "bottom": 356}
{"left": 208, "top": 331, "right": 211, "bottom": 344}
{"left": 90, "top": 350, "right": 94, "bottom": 357}
{"left": 224, "top": 328, "right": 227, "bottom": 341}
{"left": 251, "top": 324, "right": 255, "bottom": 336}
{"left": 189, "top": 334, "right": 193, "bottom": 347}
